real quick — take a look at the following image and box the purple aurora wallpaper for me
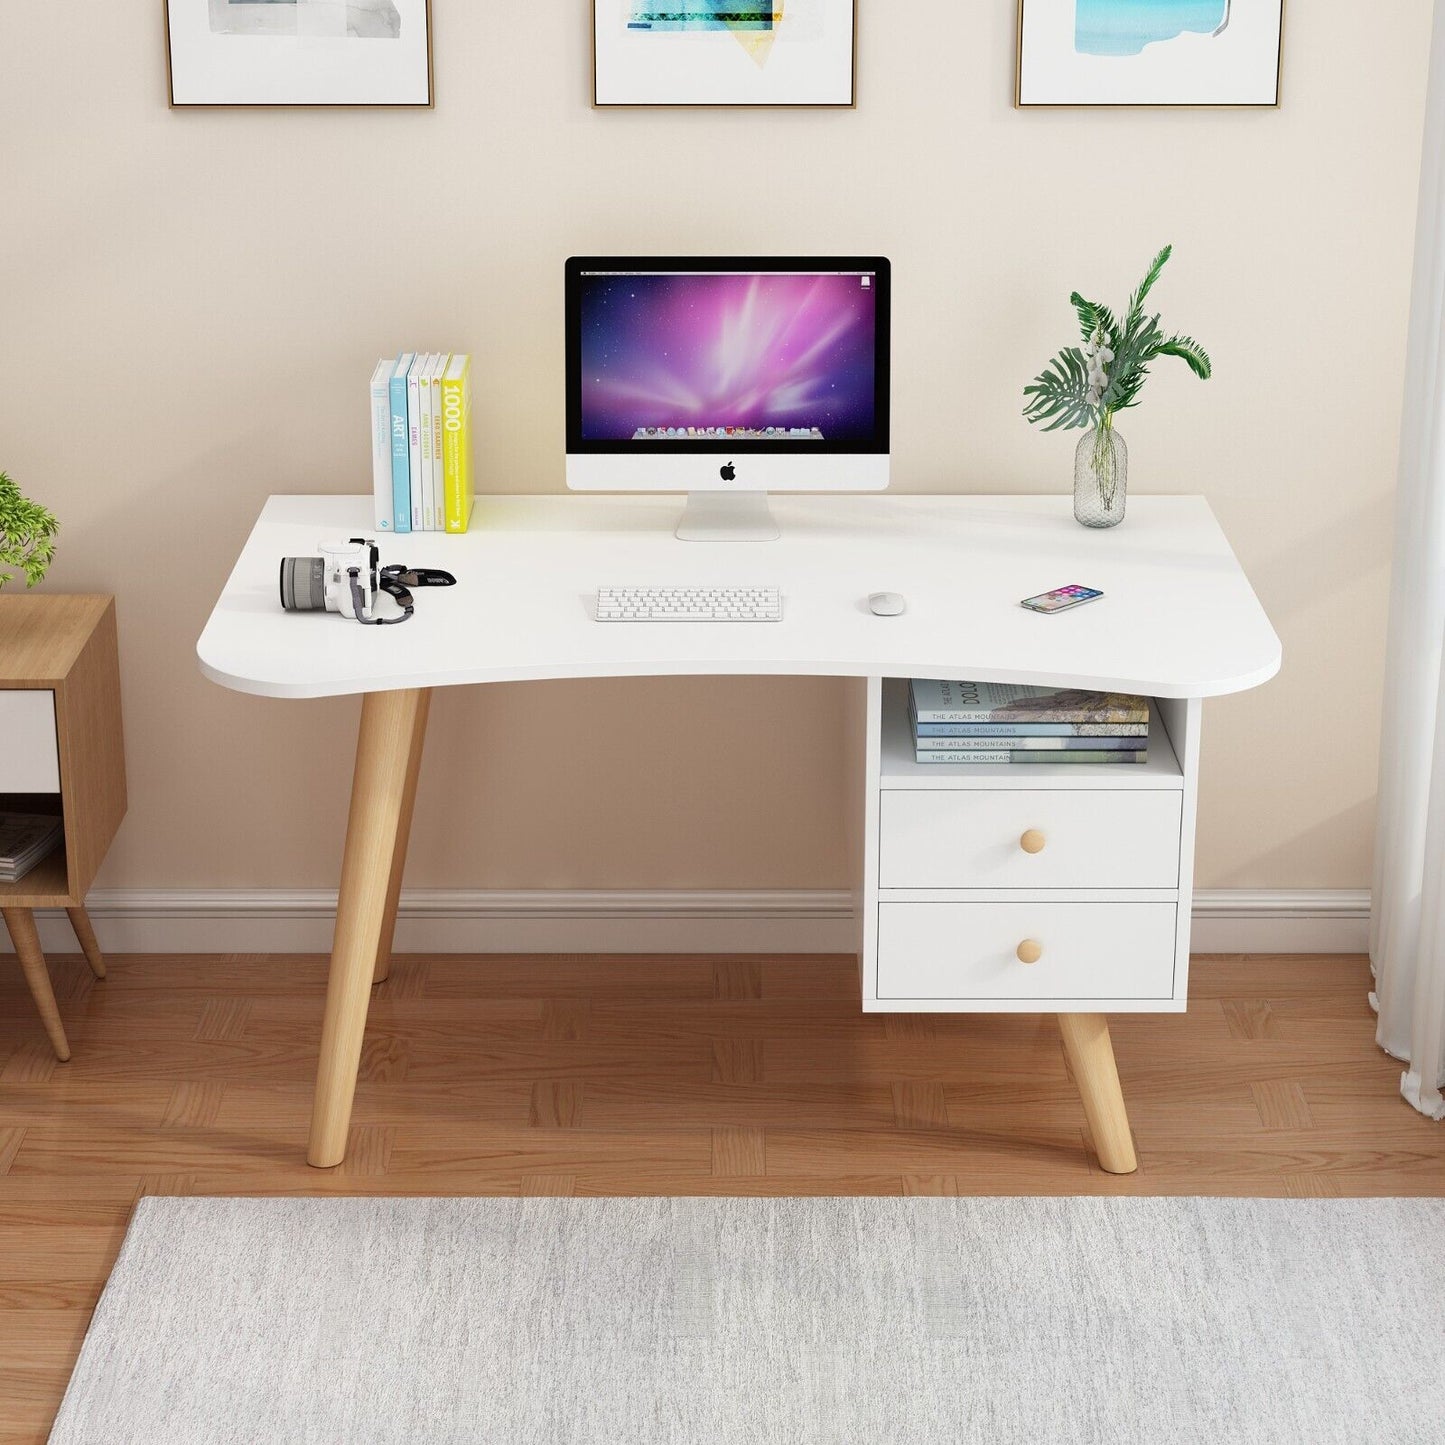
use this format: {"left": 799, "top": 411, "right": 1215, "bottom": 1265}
{"left": 579, "top": 270, "right": 877, "bottom": 442}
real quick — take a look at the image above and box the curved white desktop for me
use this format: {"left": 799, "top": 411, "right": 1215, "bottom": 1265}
{"left": 199, "top": 493, "right": 1281, "bottom": 1172}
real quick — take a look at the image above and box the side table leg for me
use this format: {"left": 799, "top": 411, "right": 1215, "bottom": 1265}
{"left": 1059, "top": 1012, "right": 1138, "bottom": 1174}
{"left": 373, "top": 689, "right": 431, "bottom": 986}
{"left": 66, "top": 906, "right": 107, "bottom": 980}
{"left": 308, "top": 688, "right": 431, "bottom": 1168}
{"left": 3, "top": 907, "right": 71, "bottom": 1062}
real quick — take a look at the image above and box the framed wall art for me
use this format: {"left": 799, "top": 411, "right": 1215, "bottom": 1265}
{"left": 593, "top": 1, "right": 857, "bottom": 108}
{"left": 165, "top": 0, "right": 433, "bottom": 107}
{"left": 1017, "top": 0, "right": 1284, "bottom": 108}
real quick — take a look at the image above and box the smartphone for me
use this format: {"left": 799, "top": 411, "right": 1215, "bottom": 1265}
{"left": 1021, "top": 584, "right": 1104, "bottom": 614}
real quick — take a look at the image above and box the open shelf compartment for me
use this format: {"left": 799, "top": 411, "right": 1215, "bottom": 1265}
{"left": 0, "top": 793, "right": 71, "bottom": 907}
{"left": 878, "top": 678, "right": 1184, "bottom": 791}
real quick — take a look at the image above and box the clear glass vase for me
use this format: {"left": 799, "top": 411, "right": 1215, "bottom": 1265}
{"left": 1074, "top": 424, "right": 1128, "bottom": 528}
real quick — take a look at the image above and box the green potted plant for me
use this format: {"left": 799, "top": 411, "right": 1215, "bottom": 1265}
{"left": 1023, "top": 245, "right": 1211, "bottom": 528}
{"left": 0, "top": 472, "right": 59, "bottom": 589}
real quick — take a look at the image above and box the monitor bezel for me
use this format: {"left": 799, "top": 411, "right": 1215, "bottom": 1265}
{"left": 565, "top": 255, "right": 891, "bottom": 457}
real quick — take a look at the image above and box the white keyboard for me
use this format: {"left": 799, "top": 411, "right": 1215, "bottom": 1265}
{"left": 595, "top": 586, "right": 783, "bottom": 622}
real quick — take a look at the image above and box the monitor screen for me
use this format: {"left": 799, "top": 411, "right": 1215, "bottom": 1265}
{"left": 566, "top": 258, "right": 889, "bottom": 456}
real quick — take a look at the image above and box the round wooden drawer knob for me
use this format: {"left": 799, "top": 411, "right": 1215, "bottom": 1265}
{"left": 1020, "top": 829, "right": 1047, "bottom": 854}
{"left": 1016, "top": 939, "right": 1043, "bottom": 965}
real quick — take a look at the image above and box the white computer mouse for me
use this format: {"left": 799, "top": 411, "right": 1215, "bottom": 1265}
{"left": 868, "top": 592, "right": 907, "bottom": 617}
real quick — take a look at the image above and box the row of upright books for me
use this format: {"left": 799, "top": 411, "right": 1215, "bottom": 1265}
{"left": 369, "top": 353, "right": 475, "bottom": 535}
{"left": 0, "top": 812, "right": 63, "bottom": 884}
{"left": 908, "top": 679, "right": 1150, "bottom": 764}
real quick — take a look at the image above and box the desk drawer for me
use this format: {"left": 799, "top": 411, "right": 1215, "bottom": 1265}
{"left": 879, "top": 789, "right": 1181, "bottom": 890}
{"left": 0, "top": 691, "right": 60, "bottom": 792}
{"left": 877, "top": 900, "right": 1177, "bottom": 1001}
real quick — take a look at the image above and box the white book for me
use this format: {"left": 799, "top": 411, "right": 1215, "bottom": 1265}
{"left": 406, "top": 354, "right": 425, "bottom": 531}
{"left": 369, "top": 358, "right": 394, "bottom": 533}
{"left": 417, "top": 353, "right": 437, "bottom": 531}
{"left": 429, "top": 353, "right": 449, "bottom": 532}
{"left": 421, "top": 349, "right": 442, "bottom": 531}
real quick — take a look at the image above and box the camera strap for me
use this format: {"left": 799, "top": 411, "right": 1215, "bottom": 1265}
{"left": 348, "top": 564, "right": 457, "bottom": 625}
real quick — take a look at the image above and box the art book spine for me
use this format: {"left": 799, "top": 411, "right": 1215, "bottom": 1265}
{"left": 369, "top": 358, "right": 394, "bottom": 533}
{"left": 389, "top": 354, "right": 414, "bottom": 534}
{"left": 407, "top": 355, "right": 424, "bottom": 532}
{"left": 441, "top": 354, "right": 474, "bottom": 534}
{"left": 912, "top": 721, "right": 1149, "bottom": 738}
{"left": 914, "top": 735, "right": 1146, "bottom": 752}
{"left": 417, "top": 354, "right": 436, "bottom": 531}
{"left": 912, "top": 750, "right": 1149, "bottom": 765}
{"left": 430, "top": 353, "right": 448, "bottom": 534}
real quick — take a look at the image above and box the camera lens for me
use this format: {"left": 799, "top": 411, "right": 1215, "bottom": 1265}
{"left": 279, "top": 556, "right": 327, "bottom": 611}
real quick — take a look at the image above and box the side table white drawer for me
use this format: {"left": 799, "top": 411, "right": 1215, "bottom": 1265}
{"left": 877, "top": 900, "right": 1178, "bottom": 1001}
{"left": 879, "top": 789, "right": 1182, "bottom": 890}
{"left": 0, "top": 691, "right": 60, "bottom": 792}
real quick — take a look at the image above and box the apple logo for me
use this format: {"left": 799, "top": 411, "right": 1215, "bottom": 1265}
{"left": 720, "top": 462, "right": 737, "bottom": 482}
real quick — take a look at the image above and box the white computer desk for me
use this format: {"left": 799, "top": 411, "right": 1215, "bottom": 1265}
{"left": 199, "top": 493, "right": 1281, "bottom": 1171}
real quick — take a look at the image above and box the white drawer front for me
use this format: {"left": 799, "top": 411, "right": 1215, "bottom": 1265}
{"left": 879, "top": 789, "right": 1181, "bottom": 890}
{"left": 877, "top": 900, "right": 1178, "bottom": 1001}
{"left": 0, "top": 691, "right": 60, "bottom": 793}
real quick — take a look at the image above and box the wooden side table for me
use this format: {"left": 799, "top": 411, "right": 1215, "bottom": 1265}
{"left": 0, "top": 596, "right": 126, "bottom": 1060}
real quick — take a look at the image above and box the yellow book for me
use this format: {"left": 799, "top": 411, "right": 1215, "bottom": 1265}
{"left": 440, "top": 354, "right": 474, "bottom": 534}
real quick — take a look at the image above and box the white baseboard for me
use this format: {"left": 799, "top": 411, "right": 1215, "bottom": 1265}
{"left": 8, "top": 887, "right": 1370, "bottom": 956}
{"left": 1189, "top": 889, "right": 1370, "bottom": 955}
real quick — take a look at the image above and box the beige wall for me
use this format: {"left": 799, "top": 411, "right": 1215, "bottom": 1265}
{"left": 0, "top": 2, "right": 1429, "bottom": 896}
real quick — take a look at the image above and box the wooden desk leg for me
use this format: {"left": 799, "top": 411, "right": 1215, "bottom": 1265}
{"left": 308, "top": 688, "right": 431, "bottom": 1168}
{"left": 1059, "top": 1013, "right": 1137, "bottom": 1175}
{"left": 3, "top": 907, "right": 71, "bottom": 1062}
{"left": 373, "top": 689, "right": 431, "bottom": 986}
{"left": 66, "top": 906, "right": 107, "bottom": 980}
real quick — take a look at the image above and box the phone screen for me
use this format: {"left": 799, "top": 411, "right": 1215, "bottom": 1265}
{"left": 1021, "top": 585, "right": 1104, "bottom": 614}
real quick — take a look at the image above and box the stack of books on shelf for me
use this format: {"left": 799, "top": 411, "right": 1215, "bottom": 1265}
{"left": 0, "top": 812, "right": 63, "bottom": 884}
{"left": 908, "top": 679, "right": 1150, "bottom": 765}
{"left": 369, "top": 353, "right": 474, "bottom": 536}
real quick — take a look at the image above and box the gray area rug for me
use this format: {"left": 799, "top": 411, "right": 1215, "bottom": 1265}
{"left": 50, "top": 1196, "right": 1445, "bottom": 1443}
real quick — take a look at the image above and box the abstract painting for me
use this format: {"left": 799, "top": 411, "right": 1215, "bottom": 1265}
{"left": 1017, "top": 0, "right": 1283, "bottom": 107}
{"left": 593, "top": 1, "right": 856, "bottom": 107}
{"left": 166, "top": 0, "right": 431, "bottom": 106}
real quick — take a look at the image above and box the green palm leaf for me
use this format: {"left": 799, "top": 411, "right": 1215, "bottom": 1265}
{"left": 1126, "top": 244, "right": 1173, "bottom": 325}
{"left": 1155, "top": 334, "right": 1212, "bottom": 379}
{"left": 1071, "top": 293, "right": 1120, "bottom": 347}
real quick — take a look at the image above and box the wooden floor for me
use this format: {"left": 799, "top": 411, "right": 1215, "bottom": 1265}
{"left": 1, "top": 950, "right": 1441, "bottom": 1441}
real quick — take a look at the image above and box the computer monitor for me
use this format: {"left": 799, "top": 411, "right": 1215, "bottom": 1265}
{"left": 566, "top": 256, "right": 891, "bottom": 539}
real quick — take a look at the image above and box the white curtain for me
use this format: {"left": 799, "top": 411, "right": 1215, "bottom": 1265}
{"left": 1372, "top": 0, "right": 1445, "bottom": 1120}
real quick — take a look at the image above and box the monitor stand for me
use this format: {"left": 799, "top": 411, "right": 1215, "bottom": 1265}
{"left": 675, "top": 491, "right": 781, "bottom": 542}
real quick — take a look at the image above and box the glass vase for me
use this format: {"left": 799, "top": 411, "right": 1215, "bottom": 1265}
{"left": 1074, "top": 424, "right": 1128, "bottom": 528}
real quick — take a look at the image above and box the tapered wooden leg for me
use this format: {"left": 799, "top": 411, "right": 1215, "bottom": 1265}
{"left": 1059, "top": 1012, "right": 1137, "bottom": 1174}
{"left": 3, "top": 907, "right": 71, "bottom": 1062}
{"left": 308, "top": 688, "right": 431, "bottom": 1168}
{"left": 66, "top": 906, "right": 106, "bottom": 980}
{"left": 372, "top": 689, "right": 431, "bottom": 986}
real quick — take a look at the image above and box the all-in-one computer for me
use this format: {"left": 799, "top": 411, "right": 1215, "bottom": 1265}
{"left": 566, "top": 256, "right": 891, "bottom": 544}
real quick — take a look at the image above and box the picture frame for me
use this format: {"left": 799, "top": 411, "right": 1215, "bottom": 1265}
{"left": 592, "top": 1, "right": 857, "bottom": 109}
{"left": 1016, "top": 0, "right": 1284, "bottom": 109}
{"left": 164, "top": 0, "right": 433, "bottom": 108}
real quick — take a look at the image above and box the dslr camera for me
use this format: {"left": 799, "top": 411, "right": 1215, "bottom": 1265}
{"left": 279, "top": 538, "right": 454, "bottom": 626}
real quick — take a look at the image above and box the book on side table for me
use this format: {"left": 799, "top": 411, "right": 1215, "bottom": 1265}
{"left": 0, "top": 812, "right": 64, "bottom": 884}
